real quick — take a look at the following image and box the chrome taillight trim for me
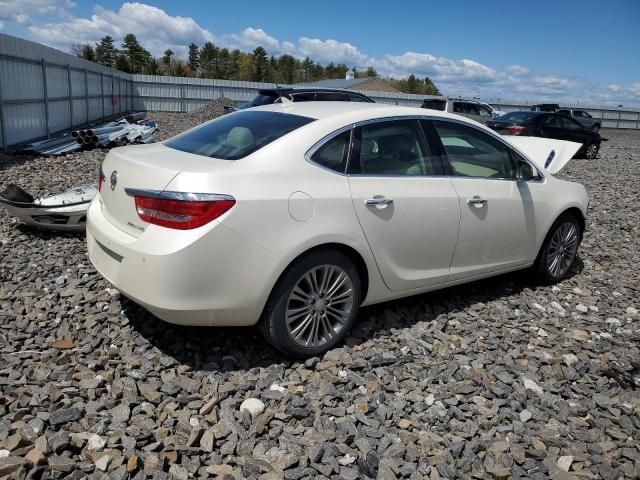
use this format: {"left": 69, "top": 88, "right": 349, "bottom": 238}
{"left": 124, "top": 188, "right": 235, "bottom": 202}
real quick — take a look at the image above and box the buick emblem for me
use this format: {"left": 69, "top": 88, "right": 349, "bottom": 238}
{"left": 110, "top": 171, "right": 118, "bottom": 191}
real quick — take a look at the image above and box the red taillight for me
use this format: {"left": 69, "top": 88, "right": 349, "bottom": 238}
{"left": 133, "top": 196, "right": 235, "bottom": 230}
{"left": 506, "top": 126, "right": 526, "bottom": 135}
{"left": 98, "top": 168, "right": 105, "bottom": 192}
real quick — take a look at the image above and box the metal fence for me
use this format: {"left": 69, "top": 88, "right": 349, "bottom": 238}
{"left": 132, "top": 75, "right": 640, "bottom": 130}
{"left": 0, "top": 33, "right": 133, "bottom": 148}
{"left": 1, "top": 33, "right": 639, "bottom": 148}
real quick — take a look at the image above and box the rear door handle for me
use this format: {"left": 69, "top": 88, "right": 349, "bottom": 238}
{"left": 467, "top": 196, "right": 487, "bottom": 205}
{"left": 365, "top": 197, "right": 394, "bottom": 207}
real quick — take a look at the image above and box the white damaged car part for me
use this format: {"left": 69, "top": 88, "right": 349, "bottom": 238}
{"left": 503, "top": 136, "right": 582, "bottom": 174}
{"left": 0, "top": 183, "right": 97, "bottom": 231}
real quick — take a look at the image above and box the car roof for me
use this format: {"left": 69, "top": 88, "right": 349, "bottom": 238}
{"left": 249, "top": 101, "right": 474, "bottom": 123}
{"left": 259, "top": 87, "right": 369, "bottom": 95}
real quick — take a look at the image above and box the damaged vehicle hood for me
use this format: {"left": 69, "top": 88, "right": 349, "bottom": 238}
{"left": 503, "top": 136, "right": 582, "bottom": 174}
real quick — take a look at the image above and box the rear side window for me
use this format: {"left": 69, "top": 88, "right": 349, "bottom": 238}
{"left": 349, "top": 120, "right": 437, "bottom": 176}
{"left": 310, "top": 130, "right": 351, "bottom": 173}
{"left": 423, "top": 99, "right": 446, "bottom": 111}
{"left": 349, "top": 94, "right": 372, "bottom": 102}
{"left": 165, "top": 111, "right": 314, "bottom": 160}
{"left": 291, "top": 92, "right": 316, "bottom": 102}
{"left": 315, "top": 92, "right": 350, "bottom": 101}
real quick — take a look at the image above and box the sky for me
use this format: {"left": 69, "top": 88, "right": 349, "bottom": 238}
{"left": 1, "top": 0, "right": 639, "bottom": 104}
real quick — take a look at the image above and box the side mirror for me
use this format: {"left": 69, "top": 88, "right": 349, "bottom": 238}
{"left": 517, "top": 161, "right": 535, "bottom": 181}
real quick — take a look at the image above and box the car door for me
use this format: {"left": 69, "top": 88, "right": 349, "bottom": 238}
{"left": 429, "top": 119, "right": 535, "bottom": 279}
{"left": 347, "top": 119, "right": 460, "bottom": 291}
{"left": 539, "top": 114, "right": 572, "bottom": 141}
{"left": 558, "top": 116, "right": 591, "bottom": 145}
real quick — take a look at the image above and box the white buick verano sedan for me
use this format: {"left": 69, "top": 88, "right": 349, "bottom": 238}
{"left": 88, "top": 102, "right": 588, "bottom": 357}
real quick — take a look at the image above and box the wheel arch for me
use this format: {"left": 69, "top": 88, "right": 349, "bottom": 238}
{"left": 273, "top": 242, "right": 370, "bottom": 302}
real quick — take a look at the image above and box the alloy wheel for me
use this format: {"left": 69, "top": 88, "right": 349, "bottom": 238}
{"left": 585, "top": 143, "right": 598, "bottom": 159}
{"left": 546, "top": 222, "right": 579, "bottom": 278}
{"left": 285, "top": 265, "right": 355, "bottom": 348}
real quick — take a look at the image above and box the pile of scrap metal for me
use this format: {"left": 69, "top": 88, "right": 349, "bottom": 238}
{"left": 21, "top": 111, "right": 157, "bottom": 156}
{"left": 0, "top": 183, "right": 96, "bottom": 232}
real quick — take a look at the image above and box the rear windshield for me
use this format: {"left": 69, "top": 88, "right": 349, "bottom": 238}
{"left": 244, "top": 94, "right": 278, "bottom": 108}
{"left": 165, "top": 111, "right": 315, "bottom": 160}
{"left": 423, "top": 99, "right": 446, "bottom": 111}
{"left": 498, "top": 111, "right": 540, "bottom": 122}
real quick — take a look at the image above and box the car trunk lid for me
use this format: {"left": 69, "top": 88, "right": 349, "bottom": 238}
{"left": 99, "top": 144, "right": 181, "bottom": 237}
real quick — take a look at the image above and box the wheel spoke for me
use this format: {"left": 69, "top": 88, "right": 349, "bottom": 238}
{"left": 285, "top": 264, "right": 355, "bottom": 348}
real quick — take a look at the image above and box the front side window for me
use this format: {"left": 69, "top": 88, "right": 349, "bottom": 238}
{"left": 477, "top": 105, "right": 493, "bottom": 118}
{"left": 560, "top": 117, "right": 584, "bottom": 130}
{"left": 348, "top": 120, "right": 437, "bottom": 176}
{"left": 310, "top": 130, "right": 350, "bottom": 173}
{"left": 542, "top": 115, "right": 562, "bottom": 128}
{"left": 453, "top": 102, "right": 464, "bottom": 113}
{"left": 165, "top": 111, "right": 314, "bottom": 160}
{"left": 432, "top": 120, "right": 515, "bottom": 179}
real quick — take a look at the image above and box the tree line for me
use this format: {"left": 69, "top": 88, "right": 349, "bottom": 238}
{"left": 73, "top": 34, "right": 441, "bottom": 96}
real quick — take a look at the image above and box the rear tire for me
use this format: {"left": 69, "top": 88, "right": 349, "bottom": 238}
{"left": 535, "top": 213, "right": 582, "bottom": 283}
{"left": 259, "top": 249, "right": 362, "bottom": 358}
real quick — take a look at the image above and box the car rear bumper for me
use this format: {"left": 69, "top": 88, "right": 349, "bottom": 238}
{"left": 86, "top": 196, "right": 282, "bottom": 326}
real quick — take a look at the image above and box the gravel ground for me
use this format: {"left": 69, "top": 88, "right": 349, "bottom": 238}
{"left": 0, "top": 107, "right": 639, "bottom": 480}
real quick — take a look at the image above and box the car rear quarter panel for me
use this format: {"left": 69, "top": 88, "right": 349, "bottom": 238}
{"left": 162, "top": 124, "right": 388, "bottom": 310}
{"left": 528, "top": 176, "right": 588, "bottom": 258}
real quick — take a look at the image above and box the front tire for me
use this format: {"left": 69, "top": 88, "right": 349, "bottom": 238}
{"left": 535, "top": 214, "right": 582, "bottom": 283}
{"left": 259, "top": 249, "right": 362, "bottom": 358}
{"left": 592, "top": 124, "right": 600, "bottom": 132}
{"left": 584, "top": 142, "right": 599, "bottom": 159}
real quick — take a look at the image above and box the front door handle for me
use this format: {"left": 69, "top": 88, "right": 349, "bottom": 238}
{"left": 365, "top": 197, "right": 394, "bottom": 207}
{"left": 467, "top": 196, "right": 487, "bottom": 206}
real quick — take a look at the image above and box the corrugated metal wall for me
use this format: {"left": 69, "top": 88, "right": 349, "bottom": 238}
{"left": 0, "top": 33, "right": 133, "bottom": 147}
{"left": 1, "top": 33, "right": 639, "bottom": 148}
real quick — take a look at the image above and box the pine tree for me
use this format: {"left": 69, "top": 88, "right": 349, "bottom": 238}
{"left": 187, "top": 43, "right": 200, "bottom": 73}
{"left": 72, "top": 44, "right": 96, "bottom": 62}
{"left": 114, "top": 54, "right": 131, "bottom": 73}
{"left": 199, "top": 42, "right": 218, "bottom": 78}
{"left": 365, "top": 66, "right": 377, "bottom": 78}
{"left": 251, "top": 46, "right": 268, "bottom": 82}
{"left": 95, "top": 36, "right": 116, "bottom": 67}
{"left": 121, "top": 33, "right": 152, "bottom": 74}
{"left": 162, "top": 49, "right": 174, "bottom": 66}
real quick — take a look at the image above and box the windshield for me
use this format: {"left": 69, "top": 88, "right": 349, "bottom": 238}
{"left": 165, "top": 111, "right": 315, "bottom": 160}
{"left": 498, "top": 111, "right": 540, "bottom": 122}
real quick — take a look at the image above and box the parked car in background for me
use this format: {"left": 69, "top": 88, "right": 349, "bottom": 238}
{"left": 531, "top": 103, "right": 560, "bottom": 112}
{"left": 486, "top": 111, "right": 602, "bottom": 159}
{"left": 224, "top": 87, "right": 374, "bottom": 113}
{"left": 88, "top": 102, "right": 588, "bottom": 357}
{"left": 557, "top": 108, "right": 601, "bottom": 132}
{"left": 422, "top": 98, "right": 503, "bottom": 122}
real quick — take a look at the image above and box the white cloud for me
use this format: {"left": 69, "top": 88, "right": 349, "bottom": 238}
{"left": 507, "top": 65, "right": 530, "bottom": 76}
{"left": 630, "top": 83, "right": 640, "bottom": 97}
{"left": 28, "top": 2, "right": 214, "bottom": 57}
{"left": 607, "top": 84, "right": 622, "bottom": 93}
{"left": 297, "top": 37, "right": 370, "bottom": 65}
{"left": 228, "top": 27, "right": 279, "bottom": 51}
{"left": 0, "top": 0, "right": 75, "bottom": 23}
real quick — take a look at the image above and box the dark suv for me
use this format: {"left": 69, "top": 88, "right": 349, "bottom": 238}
{"left": 224, "top": 88, "right": 374, "bottom": 114}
